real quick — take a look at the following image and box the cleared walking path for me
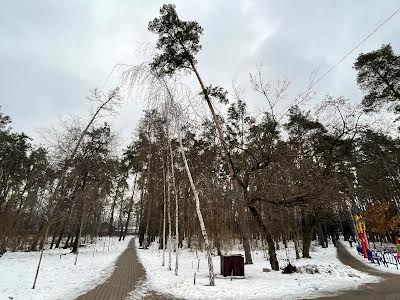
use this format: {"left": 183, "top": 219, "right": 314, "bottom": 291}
{"left": 77, "top": 238, "right": 400, "bottom": 300}
{"left": 315, "top": 242, "right": 400, "bottom": 300}
{"left": 76, "top": 238, "right": 173, "bottom": 300}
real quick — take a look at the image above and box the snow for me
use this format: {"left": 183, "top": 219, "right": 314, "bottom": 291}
{"left": 340, "top": 240, "right": 400, "bottom": 274}
{"left": 0, "top": 236, "right": 131, "bottom": 300}
{"left": 134, "top": 239, "right": 379, "bottom": 300}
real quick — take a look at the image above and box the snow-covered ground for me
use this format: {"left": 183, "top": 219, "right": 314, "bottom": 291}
{"left": 340, "top": 240, "right": 400, "bottom": 274}
{"left": 0, "top": 236, "right": 131, "bottom": 300}
{"left": 135, "top": 240, "right": 379, "bottom": 300}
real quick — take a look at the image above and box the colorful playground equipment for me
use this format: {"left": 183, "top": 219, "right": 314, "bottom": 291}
{"left": 352, "top": 207, "right": 400, "bottom": 269}
{"left": 352, "top": 208, "right": 369, "bottom": 258}
{"left": 360, "top": 246, "right": 400, "bottom": 269}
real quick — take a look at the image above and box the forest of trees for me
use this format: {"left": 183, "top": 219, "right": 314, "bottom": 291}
{"left": 1, "top": 3, "right": 399, "bottom": 286}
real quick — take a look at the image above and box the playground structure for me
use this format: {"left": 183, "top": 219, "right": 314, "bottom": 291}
{"left": 352, "top": 208, "right": 369, "bottom": 258}
{"left": 356, "top": 245, "right": 399, "bottom": 269}
{"left": 352, "top": 207, "right": 400, "bottom": 269}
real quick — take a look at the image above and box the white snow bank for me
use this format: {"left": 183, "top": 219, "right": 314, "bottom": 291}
{"left": 340, "top": 240, "right": 400, "bottom": 274}
{"left": 0, "top": 236, "right": 131, "bottom": 300}
{"left": 135, "top": 240, "right": 378, "bottom": 300}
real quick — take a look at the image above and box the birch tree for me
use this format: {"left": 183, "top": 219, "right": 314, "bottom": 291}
{"left": 147, "top": 4, "right": 281, "bottom": 269}
{"left": 33, "top": 88, "right": 121, "bottom": 289}
{"left": 162, "top": 80, "right": 215, "bottom": 285}
{"left": 169, "top": 138, "right": 180, "bottom": 276}
{"left": 167, "top": 162, "right": 172, "bottom": 271}
{"left": 161, "top": 158, "right": 167, "bottom": 266}
{"left": 177, "top": 116, "right": 215, "bottom": 286}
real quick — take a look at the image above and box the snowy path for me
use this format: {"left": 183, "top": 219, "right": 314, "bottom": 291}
{"left": 315, "top": 242, "right": 400, "bottom": 299}
{"left": 0, "top": 237, "right": 132, "bottom": 300}
{"left": 136, "top": 241, "right": 376, "bottom": 300}
{"left": 77, "top": 238, "right": 174, "bottom": 300}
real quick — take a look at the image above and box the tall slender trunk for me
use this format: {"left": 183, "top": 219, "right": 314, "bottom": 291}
{"left": 10, "top": 182, "right": 29, "bottom": 231}
{"left": 73, "top": 173, "right": 88, "bottom": 253}
{"left": 49, "top": 226, "right": 57, "bottom": 249}
{"left": 162, "top": 159, "right": 167, "bottom": 266}
{"left": 137, "top": 169, "right": 146, "bottom": 242}
{"left": 118, "top": 193, "right": 125, "bottom": 241}
{"left": 294, "top": 239, "right": 300, "bottom": 259}
{"left": 178, "top": 128, "right": 215, "bottom": 286}
{"left": 109, "top": 182, "right": 120, "bottom": 236}
{"left": 30, "top": 222, "right": 45, "bottom": 252}
{"left": 144, "top": 148, "right": 152, "bottom": 249}
{"left": 74, "top": 207, "right": 85, "bottom": 265}
{"left": 188, "top": 62, "right": 278, "bottom": 270}
{"left": 301, "top": 210, "right": 315, "bottom": 258}
{"left": 55, "top": 206, "right": 72, "bottom": 248}
{"left": 169, "top": 139, "right": 179, "bottom": 276}
{"left": 36, "top": 91, "right": 119, "bottom": 273}
{"left": 167, "top": 164, "right": 172, "bottom": 271}
{"left": 123, "top": 174, "right": 137, "bottom": 240}
{"left": 236, "top": 203, "right": 253, "bottom": 264}
{"left": 239, "top": 222, "right": 253, "bottom": 265}
{"left": 32, "top": 223, "right": 50, "bottom": 289}
{"left": 247, "top": 202, "right": 279, "bottom": 270}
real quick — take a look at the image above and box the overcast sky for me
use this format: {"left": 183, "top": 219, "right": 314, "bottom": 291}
{"left": 1, "top": 0, "right": 399, "bottom": 148}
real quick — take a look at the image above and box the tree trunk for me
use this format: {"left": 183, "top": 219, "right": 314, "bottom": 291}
{"left": 74, "top": 209, "right": 84, "bottom": 265}
{"left": 167, "top": 165, "right": 172, "bottom": 271}
{"left": 243, "top": 234, "right": 253, "bottom": 265}
{"left": 178, "top": 129, "right": 215, "bottom": 286}
{"left": 188, "top": 63, "right": 278, "bottom": 270}
{"left": 55, "top": 206, "right": 72, "bottom": 248}
{"left": 49, "top": 226, "right": 57, "bottom": 249}
{"left": 162, "top": 159, "right": 167, "bottom": 266}
{"left": 72, "top": 215, "right": 82, "bottom": 253}
{"left": 294, "top": 239, "right": 300, "bottom": 259}
{"left": 109, "top": 183, "right": 119, "bottom": 236}
{"left": 247, "top": 203, "right": 279, "bottom": 270}
{"left": 137, "top": 170, "right": 146, "bottom": 242}
{"left": 123, "top": 174, "right": 137, "bottom": 240}
{"left": 118, "top": 195, "right": 125, "bottom": 241}
{"left": 32, "top": 223, "right": 50, "bottom": 289}
{"left": 30, "top": 223, "right": 45, "bottom": 252}
{"left": 169, "top": 138, "right": 179, "bottom": 276}
{"left": 144, "top": 149, "right": 152, "bottom": 249}
{"left": 236, "top": 219, "right": 253, "bottom": 264}
{"left": 302, "top": 211, "right": 315, "bottom": 258}
{"left": 63, "top": 231, "right": 72, "bottom": 249}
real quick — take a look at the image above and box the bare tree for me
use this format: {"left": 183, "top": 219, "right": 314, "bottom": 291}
{"left": 177, "top": 117, "right": 215, "bottom": 286}
{"left": 33, "top": 88, "right": 121, "bottom": 289}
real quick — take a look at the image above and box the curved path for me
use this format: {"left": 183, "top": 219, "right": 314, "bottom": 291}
{"left": 76, "top": 238, "right": 173, "bottom": 300}
{"left": 315, "top": 242, "right": 400, "bottom": 300}
{"left": 76, "top": 238, "right": 400, "bottom": 300}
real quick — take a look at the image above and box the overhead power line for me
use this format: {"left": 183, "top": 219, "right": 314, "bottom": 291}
{"left": 277, "top": 7, "right": 400, "bottom": 121}
{"left": 311, "top": 7, "right": 400, "bottom": 88}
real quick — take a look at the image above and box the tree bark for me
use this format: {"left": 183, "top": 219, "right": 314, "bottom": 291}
{"left": 169, "top": 138, "right": 179, "bottom": 275}
{"left": 74, "top": 207, "right": 85, "bottom": 265}
{"left": 236, "top": 205, "right": 253, "bottom": 264}
{"left": 123, "top": 174, "right": 137, "bottom": 240}
{"left": 108, "top": 182, "right": 120, "bottom": 236}
{"left": 178, "top": 128, "right": 215, "bottom": 286}
{"left": 301, "top": 211, "right": 315, "bottom": 258}
{"left": 188, "top": 62, "right": 279, "bottom": 270}
{"left": 162, "top": 158, "right": 167, "bottom": 266}
{"left": 32, "top": 223, "right": 50, "bottom": 289}
{"left": 247, "top": 203, "right": 279, "bottom": 270}
{"left": 144, "top": 148, "right": 152, "bottom": 249}
{"left": 167, "top": 164, "right": 172, "bottom": 271}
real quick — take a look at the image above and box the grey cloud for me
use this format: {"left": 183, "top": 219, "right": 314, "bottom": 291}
{"left": 1, "top": 0, "right": 399, "bottom": 145}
